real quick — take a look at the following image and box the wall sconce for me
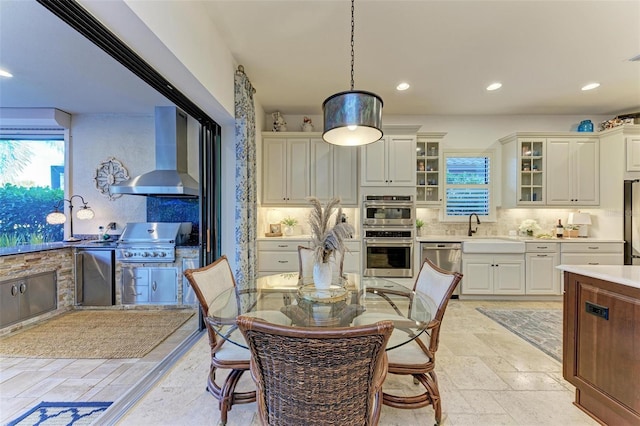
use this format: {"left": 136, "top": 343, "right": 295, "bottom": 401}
{"left": 567, "top": 212, "right": 591, "bottom": 238}
{"left": 46, "top": 195, "right": 95, "bottom": 242}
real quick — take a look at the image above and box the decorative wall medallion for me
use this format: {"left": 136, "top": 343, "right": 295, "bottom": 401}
{"left": 93, "top": 157, "right": 129, "bottom": 200}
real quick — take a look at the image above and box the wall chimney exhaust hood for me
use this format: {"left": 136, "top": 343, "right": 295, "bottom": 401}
{"left": 111, "top": 106, "right": 199, "bottom": 197}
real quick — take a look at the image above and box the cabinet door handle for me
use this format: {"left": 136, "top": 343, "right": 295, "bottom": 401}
{"left": 536, "top": 254, "right": 548, "bottom": 257}
{"left": 152, "top": 281, "right": 157, "bottom": 291}
{"left": 19, "top": 283, "right": 26, "bottom": 294}
{"left": 278, "top": 260, "right": 288, "bottom": 263}
{"left": 277, "top": 245, "right": 289, "bottom": 248}
{"left": 588, "top": 262, "right": 599, "bottom": 265}
{"left": 536, "top": 246, "right": 548, "bottom": 249}
{"left": 587, "top": 247, "right": 599, "bottom": 250}
{"left": 11, "top": 284, "right": 18, "bottom": 296}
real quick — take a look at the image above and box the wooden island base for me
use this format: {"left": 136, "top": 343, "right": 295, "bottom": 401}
{"left": 563, "top": 270, "right": 640, "bottom": 426}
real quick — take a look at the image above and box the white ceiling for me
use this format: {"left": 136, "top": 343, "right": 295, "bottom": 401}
{"left": 0, "top": 1, "right": 638, "bottom": 118}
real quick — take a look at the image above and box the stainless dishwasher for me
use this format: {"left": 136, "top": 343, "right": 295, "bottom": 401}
{"left": 420, "top": 242, "right": 462, "bottom": 298}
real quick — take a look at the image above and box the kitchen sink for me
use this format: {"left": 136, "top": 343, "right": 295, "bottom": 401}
{"left": 462, "top": 238, "right": 525, "bottom": 253}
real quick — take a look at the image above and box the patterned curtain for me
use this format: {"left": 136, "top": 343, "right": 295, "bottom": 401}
{"left": 234, "top": 65, "right": 257, "bottom": 305}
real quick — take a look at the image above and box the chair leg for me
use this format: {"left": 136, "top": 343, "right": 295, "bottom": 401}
{"left": 206, "top": 364, "right": 256, "bottom": 425}
{"left": 382, "top": 371, "right": 442, "bottom": 425}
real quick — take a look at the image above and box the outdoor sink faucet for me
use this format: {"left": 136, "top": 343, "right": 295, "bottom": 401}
{"left": 468, "top": 213, "right": 481, "bottom": 236}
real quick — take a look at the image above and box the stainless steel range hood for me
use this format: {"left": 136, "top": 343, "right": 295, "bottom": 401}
{"left": 111, "top": 106, "right": 199, "bottom": 197}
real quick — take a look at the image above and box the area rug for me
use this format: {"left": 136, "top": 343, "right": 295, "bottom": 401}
{"left": 6, "top": 401, "right": 112, "bottom": 426}
{"left": 0, "top": 310, "right": 194, "bottom": 359}
{"left": 476, "top": 308, "right": 562, "bottom": 362}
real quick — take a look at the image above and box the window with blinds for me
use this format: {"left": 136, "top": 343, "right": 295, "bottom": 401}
{"left": 443, "top": 153, "right": 494, "bottom": 220}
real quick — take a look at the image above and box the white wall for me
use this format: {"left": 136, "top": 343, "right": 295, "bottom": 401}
{"left": 70, "top": 112, "right": 200, "bottom": 237}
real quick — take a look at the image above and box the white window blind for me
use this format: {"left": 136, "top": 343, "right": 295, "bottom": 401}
{"left": 444, "top": 153, "right": 493, "bottom": 219}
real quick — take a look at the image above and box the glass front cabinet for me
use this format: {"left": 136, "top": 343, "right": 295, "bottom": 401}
{"left": 415, "top": 132, "right": 446, "bottom": 205}
{"left": 500, "top": 134, "right": 546, "bottom": 207}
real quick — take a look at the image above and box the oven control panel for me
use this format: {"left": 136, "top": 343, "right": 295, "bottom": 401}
{"left": 364, "top": 229, "right": 413, "bottom": 239}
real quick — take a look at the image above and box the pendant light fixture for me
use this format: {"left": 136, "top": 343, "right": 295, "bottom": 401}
{"left": 322, "top": 0, "right": 383, "bottom": 146}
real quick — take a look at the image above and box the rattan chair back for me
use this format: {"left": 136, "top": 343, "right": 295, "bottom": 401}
{"left": 237, "top": 316, "right": 394, "bottom": 426}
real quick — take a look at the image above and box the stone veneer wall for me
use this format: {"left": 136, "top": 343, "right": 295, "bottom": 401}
{"left": 0, "top": 248, "right": 74, "bottom": 335}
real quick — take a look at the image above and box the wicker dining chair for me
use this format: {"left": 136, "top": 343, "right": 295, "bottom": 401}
{"left": 237, "top": 316, "right": 394, "bottom": 426}
{"left": 183, "top": 255, "right": 255, "bottom": 425}
{"left": 382, "top": 258, "right": 462, "bottom": 426}
{"left": 297, "top": 245, "right": 344, "bottom": 282}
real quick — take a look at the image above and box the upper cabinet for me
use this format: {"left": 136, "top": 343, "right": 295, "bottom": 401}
{"left": 415, "top": 132, "right": 446, "bottom": 206}
{"left": 262, "top": 135, "right": 310, "bottom": 204}
{"left": 262, "top": 132, "right": 358, "bottom": 206}
{"left": 310, "top": 139, "right": 358, "bottom": 205}
{"left": 361, "top": 129, "right": 419, "bottom": 187}
{"left": 501, "top": 132, "right": 599, "bottom": 207}
{"left": 546, "top": 137, "right": 599, "bottom": 205}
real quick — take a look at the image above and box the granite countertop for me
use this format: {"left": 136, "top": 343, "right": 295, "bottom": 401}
{"left": 557, "top": 264, "right": 640, "bottom": 289}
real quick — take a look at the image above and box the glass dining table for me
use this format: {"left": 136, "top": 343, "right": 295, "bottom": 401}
{"left": 208, "top": 272, "right": 437, "bottom": 351}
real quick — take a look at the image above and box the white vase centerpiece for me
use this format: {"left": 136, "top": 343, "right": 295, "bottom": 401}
{"left": 308, "top": 197, "right": 355, "bottom": 290}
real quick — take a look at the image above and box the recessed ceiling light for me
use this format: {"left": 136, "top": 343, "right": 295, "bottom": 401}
{"left": 486, "top": 82, "right": 502, "bottom": 91}
{"left": 0, "top": 68, "right": 13, "bottom": 78}
{"left": 396, "top": 82, "right": 410, "bottom": 91}
{"left": 581, "top": 83, "right": 600, "bottom": 91}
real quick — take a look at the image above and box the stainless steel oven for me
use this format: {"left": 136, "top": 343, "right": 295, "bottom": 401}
{"left": 363, "top": 228, "right": 414, "bottom": 278}
{"left": 363, "top": 195, "right": 414, "bottom": 227}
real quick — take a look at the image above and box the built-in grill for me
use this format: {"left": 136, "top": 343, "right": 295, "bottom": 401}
{"left": 116, "top": 222, "right": 183, "bottom": 263}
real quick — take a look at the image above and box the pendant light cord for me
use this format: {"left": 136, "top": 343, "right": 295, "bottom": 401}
{"left": 350, "top": 0, "right": 355, "bottom": 91}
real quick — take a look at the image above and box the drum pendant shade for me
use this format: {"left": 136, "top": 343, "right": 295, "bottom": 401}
{"left": 322, "top": 0, "right": 383, "bottom": 146}
{"left": 322, "top": 90, "right": 383, "bottom": 146}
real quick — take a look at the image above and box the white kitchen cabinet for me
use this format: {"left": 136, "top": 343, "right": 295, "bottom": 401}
{"left": 258, "top": 238, "right": 361, "bottom": 276}
{"left": 626, "top": 133, "right": 640, "bottom": 171}
{"left": 310, "top": 139, "right": 358, "bottom": 205}
{"left": 546, "top": 137, "right": 599, "bottom": 205}
{"left": 461, "top": 254, "right": 525, "bottom": 295}
{"left": 361, "top": 134, "right": 416, "bottom": 186}
{"left": 415, "top": 132, "right": 446, "bottom": 205}
{"left": 500, "top": 135, "right": 547, "bottom": 207}
{"left": 525, "top": 242, "right": 560, "bottom": 295}
{"left": 262, "top": 136, "right": 310, "bottom": 205}
{"left": 560, "top": 242, "right": 624, "bottom": 266}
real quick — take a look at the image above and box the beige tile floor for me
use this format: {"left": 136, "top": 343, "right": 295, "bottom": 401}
{"left": 0, "top": 313, "right": 198, "bottom": 425}
{"left": 117, "top": 300, "right": 599, "bottom": 426}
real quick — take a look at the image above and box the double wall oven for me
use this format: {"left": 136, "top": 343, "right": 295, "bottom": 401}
{"left": 362, "top": 195, "right": 415, "bottom": 278}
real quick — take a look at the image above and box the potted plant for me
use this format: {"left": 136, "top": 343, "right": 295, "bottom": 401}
{"left": 308, "top": 197, "right": 355, "bottom": 288}
{"left": 519, "top": 219, "right": 542, "bottom": 237}
{"left": 281, "top": 216, "right": 298, "bottom": 236}
{"left": 416, "top": 219, "right": 425, "bottom": 236}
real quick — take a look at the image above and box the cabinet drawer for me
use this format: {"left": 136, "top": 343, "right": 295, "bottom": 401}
{"left": 561, "top": 243, "right": 623, "bottom": 253}
{"left": 258, "top": 252, "right": 299, "bottom": 271}
{"left": 258, "top": 240, "right": 309, "bottom": 251}
{"left": 525, "top": 242, "right": 558, "bottom": 252}
{"left": 561, "top": 253, "right": 623, "bottom": 265}
{"left": 344, "top": 240, "right": 361, "bottom": 252}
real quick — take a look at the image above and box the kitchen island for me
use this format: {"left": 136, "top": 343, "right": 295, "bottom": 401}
{"left": 558, "top": 265, "right": 640, "bottom": 426}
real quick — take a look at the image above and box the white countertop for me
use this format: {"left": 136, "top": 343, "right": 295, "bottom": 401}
{"left": 416, "top": 236, "right": 624, "bottom": 243}
{"left": 557, "top": 265, "right": 640, "bottom": 289}
{"left": 258, "top": 234, "right": 361, "bottom": 241}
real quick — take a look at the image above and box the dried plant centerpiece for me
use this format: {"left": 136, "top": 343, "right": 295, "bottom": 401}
{"left": 308, "top": 197, "right": 355, "bottom": 288}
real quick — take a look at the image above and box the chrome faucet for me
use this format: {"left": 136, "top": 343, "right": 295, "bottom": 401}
{"left": 468, "top": 213, "right": 481, "bottom": 236}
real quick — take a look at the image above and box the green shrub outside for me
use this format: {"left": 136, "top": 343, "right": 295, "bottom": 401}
{"left": 0, "top": 184, "right": 64, "bottom": 246}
